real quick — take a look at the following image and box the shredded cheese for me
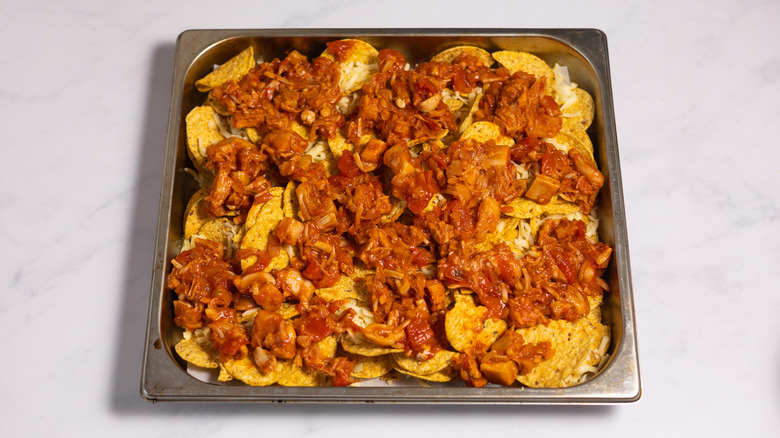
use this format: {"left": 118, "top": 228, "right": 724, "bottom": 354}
{"left": 212, "top": 112, "right": 249, "bottom": 141}
{"left": 512, "top": 161, "right": 530, "bottom": 180}
{"left": 544, "top": 136, "right": 571, "bottom": 153}
{"left": 514, "top": 220, "right": 534, "bottom": 253}
{"left": 305, "top": 139, "right": 331, "bottom": 162}
{"left": 340, "top": 300, "right": 377, "bottom": 328}
{"left": 552, "top": 64, "right": 579, "bottom": 113}
{"left": 340, "top": 61, "right": 378, "bottom": 93}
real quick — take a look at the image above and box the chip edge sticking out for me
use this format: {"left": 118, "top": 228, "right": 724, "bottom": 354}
{"left": 195, "top": 47, "right": 256, "bottom": 92}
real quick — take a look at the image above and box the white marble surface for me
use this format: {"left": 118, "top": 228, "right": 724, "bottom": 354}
{"left": 2, "top": 0, "right": 779, "bottom": 435}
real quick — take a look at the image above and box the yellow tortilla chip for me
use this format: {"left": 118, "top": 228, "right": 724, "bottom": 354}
{"left": 475, "top": 217, "right": 522, "bottom": 252}
{"left": 240, "top": 193, "right": 286, "bottom": 271}
{"left": 291, "top": 121, "right": 310, "bottom": 142}
{"left": 185, "top": 106, "right": 224, "bottom": 176}
{"left": 277, "top": 337, "right": 336, "bottom": 386}
{"left": 428, "top": 139, "right": 447, "bottom": 152}
{"left": 380, "top": 196, "right": 406, "bottom": 224}
{"left": 492, "top": 217, "right": 521, "bottom": 242}
{"left": 282, "top": 180, "right": 298, "bottom": 219}
{"left": 503, "top": 196, "right": 579, "bottom": 219}
{"left": 183, "top": 188, "right": 210, "bottom": 239}
{"left": 492, "top": 50, "right": 555, "bottom": 88}
{"left": 348, "top": 354, "right": 393, "bottom": 379}
{"left": 342, "top": 334, "right": 403, "bottom": 356}
{"left": 174, "top": 338, "right": 218, "bottom": 369}
{"left": 554, "top": 130, "right": 594, "bottom": 161}
{"left": 539, "top": 199, "right": 582, "bottom": 216}
{"left": 571, "top": 129, "right": 595, "bottom": 159}
{"left": 315, "top": 272, "right": 368, "bottom": 302}
{"left": 517, "top": 296, "right": 610, "bottom": 388}
{"left": 561, "top": 88, "right": 595, "bottom": 133}
{"left": 267, "top": 248, "right": 290, "bottom": 273}
{"left": 240, "top": 302, "right": 301, "bottom": 322}
{"left": 205, "top": 93, "right": 230, "bottom": 116}
{"left": 396, "top": 366, "right": 456, "bottom": 383}
{"left": 217, "top": 363, "right": 234, "bottom": 382}
{"left": 550, "top": 130, "right": 573, "bottom": 151}
{"left": 432, "top": 46, "right": 494, "bottom": 68}
{"left": 458, "top": 92, "right": 483, "bottom": 134}
{"left": 322, "top": 39, "right": 379, "bottom": 65}
{"left": 327, "top": 131, "right": 354, "bottom": 159}
{"left": 445, "top": 292, "right": 507, "bottom": 353}
{"left": 420, "top": 193, "right": 445, "bottom": 214}
{"left": 246, "top": 127, "right": 262, "bottom": 144}
{"left": 317, "top": 335, "right": 339, "bottom": 358}
{"left": 239, "top": 221, "right": 286, "bottom": 272}
{"left": 442, "top": 90, "right": 480, "bottom": 126}
{"left": 277, "top": 361, "right": 326, "bottom": 387}
{"left": 322, "top": 39, "right": 380, "bottom": 94}
{"left": 278, "top": 302, "right": 301, "bottom": 319}
{"left": 443, "top": 91, "right": 465, "bottom": 113}
{"left": 195, "top": 47, "right": 255, "bottom": 92}
{"left": 408, "top": 129, "right": 448, "bottom": 148}
{"left": 222, "top": 356, "right": 282, "bottom": 386}
{"left": 390, "top": 350, "right": 459, "bottom": 376}
{"left": 245, "top": 187, "right": 284, "bottom": 230}
{"left": 460, "top": 121, "right": 514, "bottom": 145}
{"left": 194, "top": 218, "right": 239, "bottom": 258}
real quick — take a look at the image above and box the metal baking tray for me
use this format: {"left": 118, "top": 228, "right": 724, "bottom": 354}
{"left": 141, "top": 28, "right": 640, "bottom": 403}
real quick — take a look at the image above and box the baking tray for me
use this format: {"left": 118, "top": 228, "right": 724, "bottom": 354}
{"left": 141, "top": 28, "right": 640, "bottom": 403}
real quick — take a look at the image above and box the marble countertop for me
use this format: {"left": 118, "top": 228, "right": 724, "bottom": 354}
{"left": 2, "top": 0, "right": 778, "bottom": 435}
